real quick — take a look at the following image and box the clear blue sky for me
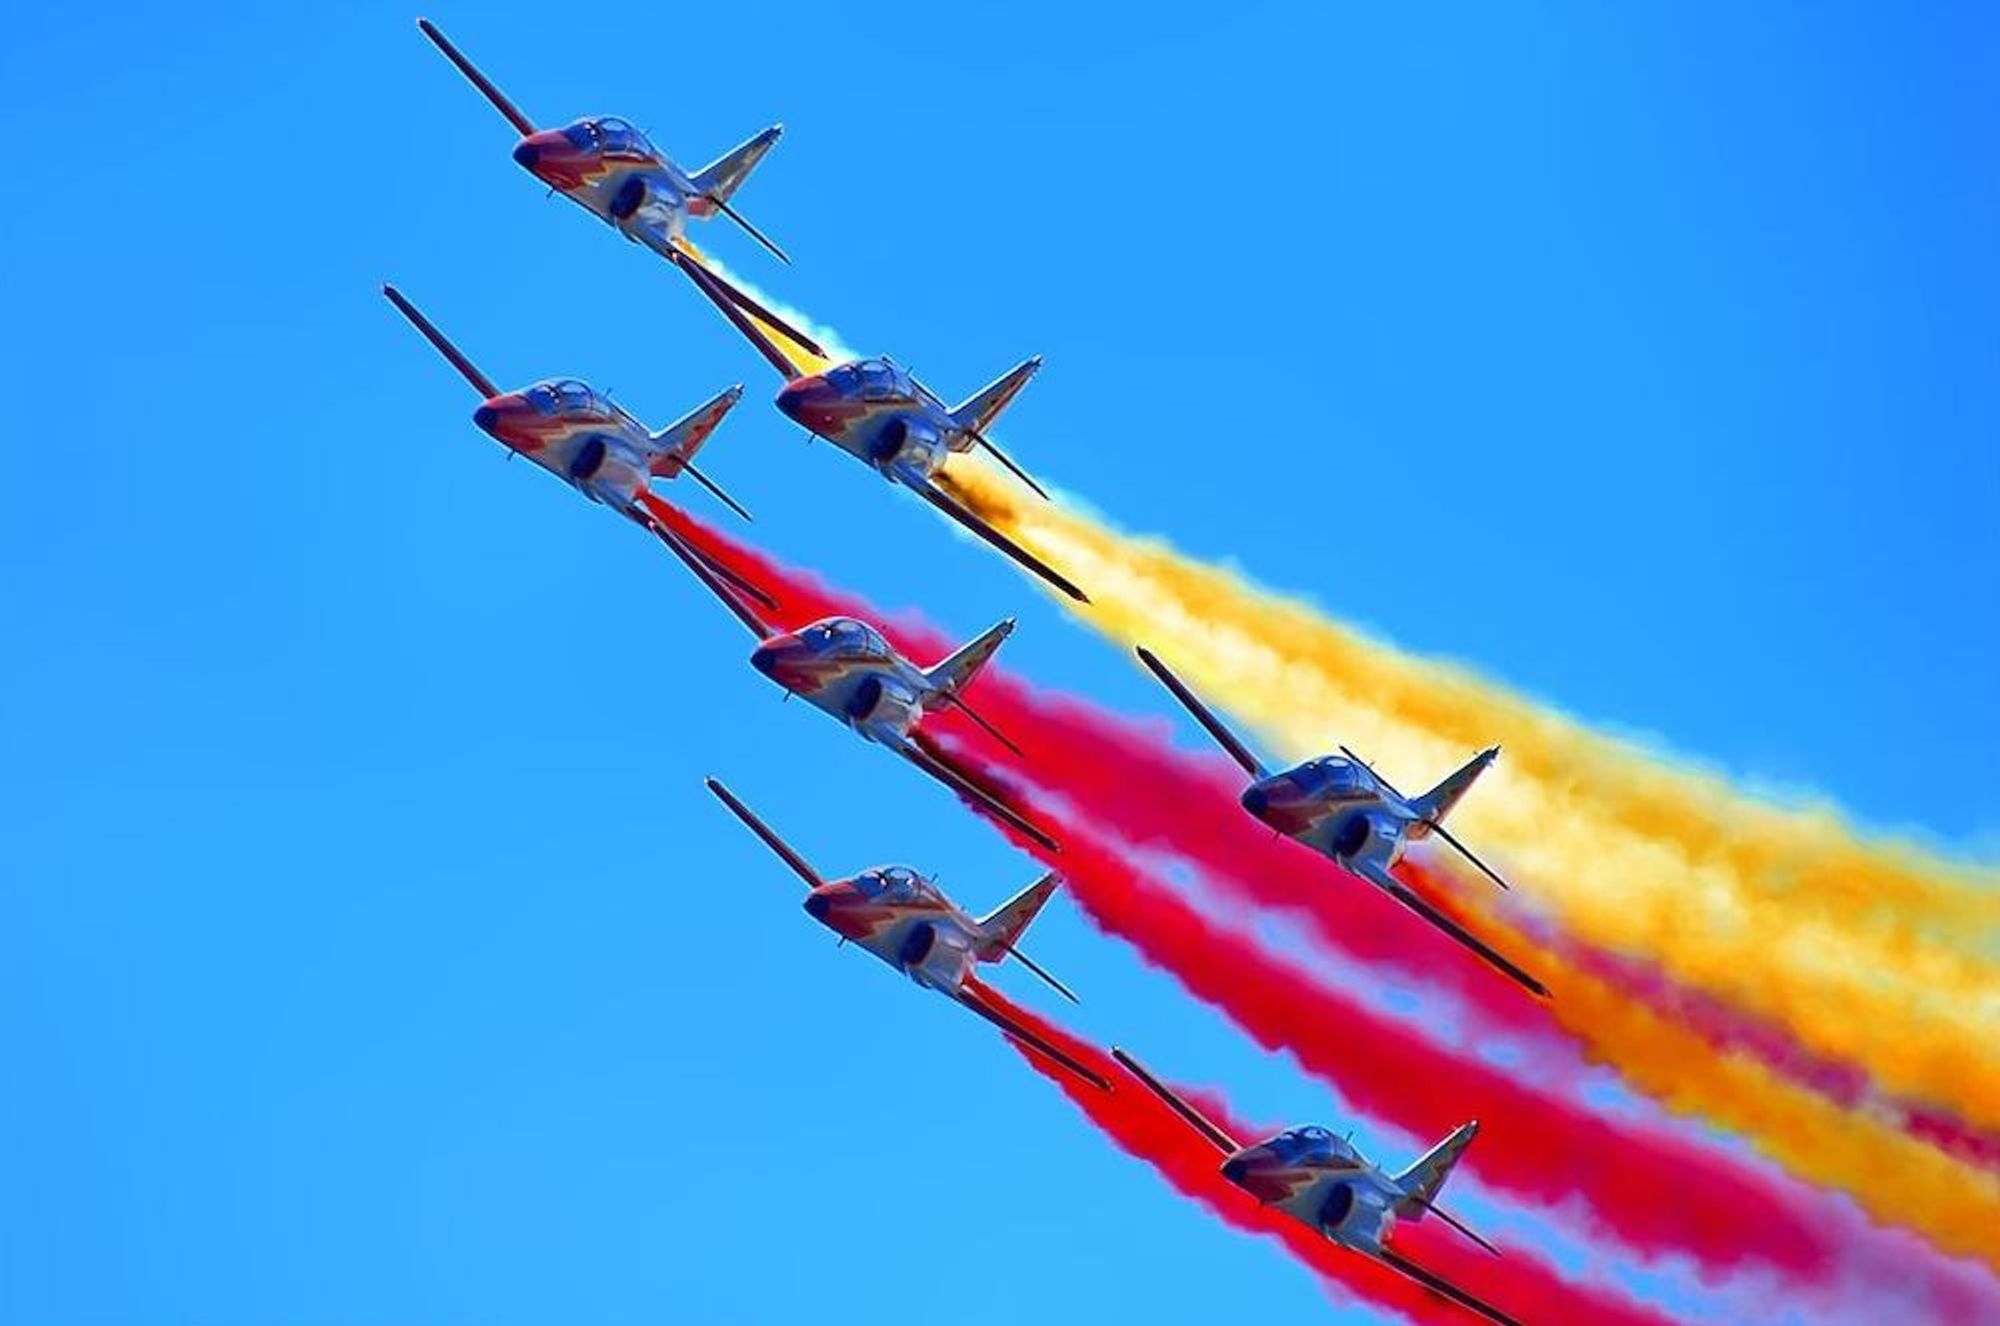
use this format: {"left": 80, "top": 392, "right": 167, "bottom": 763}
{"left": 2, "top": 3, "right": 1993, "bottom": 1322}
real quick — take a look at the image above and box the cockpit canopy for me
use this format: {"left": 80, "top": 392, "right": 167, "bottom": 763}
{"left": 801, "top": 617, "right": 888, "bottom": 658}
{"left": 854, "top": 865, "right": 925, "bottom": 902}
{"left": 527, "top": 378, "right": 600, "bottom": 416}
{"left": 559, "top": 116, "right": 658, "bottom": 159}
{"left": 1269, "top": 1124, "right": 1356, "bottom": 1165}
{"left": 826, "top": 358, "right": 912, "bottom": 403}
{"left": 1290, "top": 756, "right": 1371, "bottom": 797}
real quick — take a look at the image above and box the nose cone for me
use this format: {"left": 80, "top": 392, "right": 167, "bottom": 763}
{"left": 750, "top": 633, "right": 804, "bottom": 686}
{"left": 471, "top": 393, "right": 529, "bottom": 443}
{"left": 776, "top": 375, "right": 834, "bottom": 430}
{"left": 511, "top": 129, "right": 588, "bottom": 188}
{"left": 468, "top": 392, "right": 532, "bottom": 448}
{"left": 803, "top": 892, "right": 832, "bottom": 922}
{"left": 1221, "top": 1156, "right": 1249, "bottom": 1185}
{"left": 1240, "top": 785, "right": 1269, "bottom": 818}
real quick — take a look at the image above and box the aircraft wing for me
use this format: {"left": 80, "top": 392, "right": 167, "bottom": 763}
{"left": 906, "top": 473, "right": 1089, "bottom": 603}
{"left": 631, "top": 503, "right": 772, "bottom": 639}
{"left": 1135, "top": 647, "right": 1267, "bottom": 778}
{"left": 1352, "top": 857, "right": 1549, "bottom": 999}
{"left": 954, "top": 985, "right": 1108, "bottom": 1090}
{"left": 704, "top": 778, "right": 826, "bottom": 889}
{"left": 1370, "top": 1248, "right": 1524, "bottom": 1326}
{"left": 668, "top": 244, "right": 827, "bottom": 382}
{"left": 901, "top": 731, "right": 1060, "bottom": 853}
{"left": 1110, "top": 1047, "right": 1243, "bottom": 1155}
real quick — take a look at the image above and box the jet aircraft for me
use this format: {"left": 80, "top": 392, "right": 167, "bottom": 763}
{"left": 1113, "top": 1048, "right": 1519, "bottom": 1326}
{"left": 385, "top": 283, "right": 757, "bottom": 523}
{"left": 1135, "top": 647, "right": 1548, "bottom": 997}
{"left": 705, "top": 778, "right": 1107, "bottom": 1090}
{"left": 658, "top": 519, "right": 1061, "bottom": 852}
{"left": 664, "top": 254, "right": 1090, "bottom": 604}
{"left": 417, "top": 18, "right": 795, "bottom": 266}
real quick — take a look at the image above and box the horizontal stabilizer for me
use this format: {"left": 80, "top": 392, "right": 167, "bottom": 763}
{"left": 1395, "top": 1120, "right": 1478, "bottom": 1211}
{"left": 1412, "top": 747, "right": 1498, "bottom": 828}
{"left": 649, "top": 385, "right": 743, "bottom": 476}
{"left": 691, "top": 126, "right": 783, "bottom": 208}
{"left": 925, "top": 618, "right": 1013, "bottom": 697}
{"left": 951, "top": 357, "right": 1041, "bottom": 436}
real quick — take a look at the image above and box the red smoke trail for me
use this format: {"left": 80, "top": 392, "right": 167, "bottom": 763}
{"left": 971, "top": 802, "right": 2000, "bottom": 1323}
{"left": 968, "top": 980, "right": 1682, "bottom": 1326}
{"left": 650, "top": 504, "right": 2000, "bottom": 1315}
{"left": 652, "top": 501, "right": 2000, "bottom": 1168}
{"left": 1502, "top": 905, "right": 2000, "bottom": 1173}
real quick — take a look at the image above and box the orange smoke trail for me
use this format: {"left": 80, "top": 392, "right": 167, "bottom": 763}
{"left": 937, "top": 459, "right": 2000, "bottom": 1136}
{"left": 968, "top": 981, "right": 1684, "bottom": 1326}
{"left": 656, "top": 503, "right": 2000, "bottom": 1272}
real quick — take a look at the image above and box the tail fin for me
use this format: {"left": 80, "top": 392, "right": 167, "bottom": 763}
{"left": 976, "top": 871, "right": 1060, "bottom": 960}
{"left": 1410, "top": 747, "right": 1498, "bottom": 829}
{"left": 951, "top": 357, "right": 1042, "bottom": 437}
{"left": 1395, "top": 1121, "right": 1479, "bottom": 1215}
{"left": 690, "top": 126, "right": 784, "bottom": 207}
{"left": 648, "top": 384, "right": 744, "bottom": 477}
{"left": 924, "top": 618, "right": 1014, "bottom": 697}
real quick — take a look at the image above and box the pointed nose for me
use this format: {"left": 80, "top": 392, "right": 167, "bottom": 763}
{"left": 776, "top": 374, "right": 829, "bottom": 424}
{"left": 1221, "top": 1156, "right": 1249, "bottom": 1184}
{"left": 803, "top": 892, "right": 832, "bottom": 921}
{"left": 511, "top": 138, "right": 541, "bottom": 169}
{"left": 1240, "top": 785, "right": 1269, "bottom": 818}
{"left": 471, "top": 393, "right": 524, "bottom": 439}
{"left": 750, "top": 633, "right": 799, "bottom": 680}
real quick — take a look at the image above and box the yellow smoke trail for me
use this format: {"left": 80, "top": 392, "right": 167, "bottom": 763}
{"left": 1526, "top": 942, "right": 2000, "bottom": 1263}
{"left": 939, "top": 460, "right": 2000, "bottom": 1141}
{"left": 665, "top": 259, "right": 2000, "bottom": 1250}
{"left": 680, "top": 242, "right": 853, "bottom": 375}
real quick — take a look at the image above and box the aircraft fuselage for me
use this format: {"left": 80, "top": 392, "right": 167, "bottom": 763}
{"left": 1220, "top": 1126, "right": 1403, "bottom": 1252}
{"left": 470, "top": 376, "right": 655, "bottom": 510}
{"left": 775, "top": 359, "right": 969, "bottom": 481}
{"left": 511, "top": 117, "right": 703, "bottom": 252}
{"left": 747, "top": 616, "right": 936, "bottom": 745}
{"left": 1241, "top": 756, "right": 1416, "bottom": 868}
{"left": 803, "top": 866, "right": 985, "bottom": 995}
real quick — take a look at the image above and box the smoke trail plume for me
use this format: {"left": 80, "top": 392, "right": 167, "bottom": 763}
{"left": 969, "top": 980, "right": 1683, "bottom": 1326}
{"left": 650, "top": 501, "right": 2000, "bottom": 1274}
{"left": 934, "top": 460, "right": 2000, "bottom": 1138}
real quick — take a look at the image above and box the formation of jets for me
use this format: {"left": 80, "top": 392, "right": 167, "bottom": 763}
{"left": 391, "top": 19, "right": 1543, "bottom": 1321}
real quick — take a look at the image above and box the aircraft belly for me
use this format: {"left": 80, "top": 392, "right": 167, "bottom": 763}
{"left": 1274, "top": 1171, "right": 1338, "bottom": 1224}
{"left": 811, "top": 672, "right": 867, "bottom": 723}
